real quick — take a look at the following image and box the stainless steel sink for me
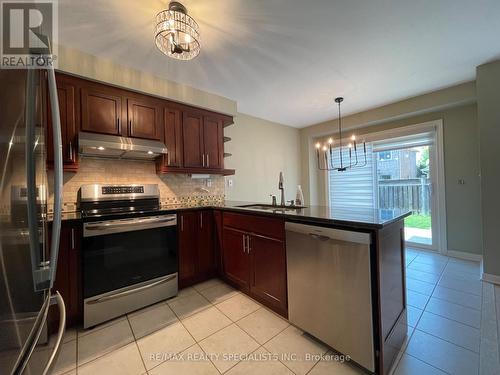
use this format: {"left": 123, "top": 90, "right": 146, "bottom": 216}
{"left": 237, "top": 204, "right": 307, "bottom": 212}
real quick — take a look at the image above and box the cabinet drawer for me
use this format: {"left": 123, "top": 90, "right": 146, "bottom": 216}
{"left": 223, "top": 212, "right": 284, "bottom": 240}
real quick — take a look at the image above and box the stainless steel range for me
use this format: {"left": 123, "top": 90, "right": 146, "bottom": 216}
{"left": 79, "top": 184, "right": 178, "bottom": 328}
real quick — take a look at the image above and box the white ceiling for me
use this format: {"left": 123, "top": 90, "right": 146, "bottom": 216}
{"left": 58, "top": 0, "right": 500, "bottom": 128}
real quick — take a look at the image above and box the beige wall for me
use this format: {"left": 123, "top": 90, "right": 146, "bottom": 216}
{"left": 224, "top": 113, "right": 301, "bottom": 203}
{"left": 300, "top": 88, "right": 482, "bottom": 255}
{"left": 476, "top": 60, "right": 500, "bottom": 277}
{"left": 57, "top": 45, "right": 236, "bottom": 116}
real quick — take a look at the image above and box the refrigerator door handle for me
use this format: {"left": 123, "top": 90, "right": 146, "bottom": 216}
{"left": 42, "top": 292, "right": 66, "bottom": 375}
{"left": 11, "top": 293, "right": 51, "bottom": 375}
{"left": 25, "top": 69, "right": 48, "bottom": 290}
{"left": 47, "top": 63, "right": 63, "bottom": 288}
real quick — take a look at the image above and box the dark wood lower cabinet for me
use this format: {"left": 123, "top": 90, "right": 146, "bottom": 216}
{"left": 249, "top": 234, "right": 287, "bottom": 315}
{"left": 198, "top": 210, "right": 216, "bottom": 280}
{"left": 221, "top": 212, "right": 288, "bottom": 317}
{"left": 178, "top": 211, "right": 199, "bottom": 287}
{"left": 178, "top": 210, "right": 216, "bottom": 288}
{"left": 222, "top": 227, "right": 250, "bottom": 291}
{"left": 49, "top": 221, "right": 82, "bottom": 330}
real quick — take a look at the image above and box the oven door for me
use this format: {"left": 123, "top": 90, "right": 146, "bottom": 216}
{"left": 82, "top": 214, "right": 177, "bottom": 298}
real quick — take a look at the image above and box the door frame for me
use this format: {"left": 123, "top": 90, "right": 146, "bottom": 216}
{"left": 324, "top": 120, "right": 447, "bottom": 254}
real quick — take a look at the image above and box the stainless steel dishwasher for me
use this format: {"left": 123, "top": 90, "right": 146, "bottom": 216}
{"left": 286, "top": 221, "right": 375, "bottom": 372}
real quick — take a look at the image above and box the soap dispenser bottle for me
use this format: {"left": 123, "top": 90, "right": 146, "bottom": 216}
{"left": 295, "top": 185, "right": 304, "bottom": 206}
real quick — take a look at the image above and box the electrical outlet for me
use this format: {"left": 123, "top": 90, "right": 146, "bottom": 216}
{"left": 227, "top": 179, "right": 233, "bottom": 187}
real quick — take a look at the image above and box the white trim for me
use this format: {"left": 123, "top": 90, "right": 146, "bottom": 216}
{"left": 481, "top": 272, "right": 500, "bottom": 285}
{"left": 434, "top": 120, "right": 447, "bottom": 255}
{"left": 446, "top": 250, "right": 483, "bottom": 262}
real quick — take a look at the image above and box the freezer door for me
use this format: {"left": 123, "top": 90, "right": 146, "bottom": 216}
{"left": 0, "top": 67, "right": 51, "bottom": 374}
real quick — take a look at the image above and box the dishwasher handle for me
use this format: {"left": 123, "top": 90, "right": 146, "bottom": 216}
{"left": 285, "top": 221, "right": 371, "bottom": 245}
{"left": 308, "top": 233, "right": 331, "bottom": 242}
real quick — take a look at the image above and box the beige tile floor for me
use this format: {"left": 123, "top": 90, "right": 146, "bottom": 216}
{"left": 50, "top": 249, "right": 500, "bottom": 375}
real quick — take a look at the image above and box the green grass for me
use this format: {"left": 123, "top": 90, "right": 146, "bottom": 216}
{"left": 405, "top": 214, "right": 431, "bottom": 230}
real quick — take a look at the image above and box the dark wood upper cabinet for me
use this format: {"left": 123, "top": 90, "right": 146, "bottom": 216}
{"left": 203, "top": 116, "right": 223, "bottom": 169}
{"left": 182, "top": 111, "right": 204, "bottom": 168}
{"left": 222, "top": 227, "right": 250, "bottom": 291}
{"left": 81, "top": 86, "right": 123, "bottom": 136}
{"left": 49, "top": 73, "right": 233, "bottom": 175}
{"left": 127, "top": 98, "right": 161, "bottom": 140}
{"left": 160, "top": 108, "right": 183, "bottom": 168}
{"left": 47, "top": 74, "right": 79, "bottom": 171}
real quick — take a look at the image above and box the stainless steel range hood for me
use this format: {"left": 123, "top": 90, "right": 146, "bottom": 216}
{"left": 78, "top": 132, "right": 167, "bottom": 160}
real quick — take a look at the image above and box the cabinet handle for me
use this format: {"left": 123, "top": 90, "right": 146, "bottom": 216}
{"left": 117, "top": 118, "right": 120, "bottom": 131}
{"left": 200, "top": 212, "right": 203, "bottom": 229}
{"left": 202, "top": 154, "right": 205, "bottom": 167}
{"left": 68, "top": 141, "right": 73, "bottom": 161}
{"left": 167, "top": 152, "right": 170, "bottom": 166}
{"left": 206, "top": 154, "right": 210, "bottom": 167}
{"left": 242, "top": 235, "right": 246, "bottom": 253}
{"left": 71, "top": 228, "right": 75, "bottom": 250}
{"left": 246, "top": 235, "right": 250, "bottom": 253}
{"left": 180, "top": 215, "right": 184, "bottom": 231}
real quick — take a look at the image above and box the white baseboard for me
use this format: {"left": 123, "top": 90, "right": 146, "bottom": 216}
{"left": 445, "top": 250, "right": 483, "bottom": 262}
{"left": 481, "top": 272, "right": 500, "bottom": 285}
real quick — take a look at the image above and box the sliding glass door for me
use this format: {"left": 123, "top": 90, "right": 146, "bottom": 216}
{"left": 374, "top": 143, "right": 437, "bottom": 250}
{"left": 327, "top": 127, "right": 442, "bottom": 251}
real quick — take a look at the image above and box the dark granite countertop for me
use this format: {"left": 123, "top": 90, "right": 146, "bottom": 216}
{"left": 54, "top": 200, "right": 410, "bottom": 230}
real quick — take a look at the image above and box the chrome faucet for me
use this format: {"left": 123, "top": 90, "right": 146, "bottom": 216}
{"left": 278, "top": 172, "right": 285, "bottom": 206}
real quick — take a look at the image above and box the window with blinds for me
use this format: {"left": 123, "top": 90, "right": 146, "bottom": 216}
{"left": 327, "top": 143, "right": 375, "bottom": 209}
{"left": 327, "top": 131, "right": 435, "bottom": 210}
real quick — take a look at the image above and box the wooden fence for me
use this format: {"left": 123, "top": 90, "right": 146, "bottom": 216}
{"left": 378, "top": 178, "right": 430, "bottom": 214}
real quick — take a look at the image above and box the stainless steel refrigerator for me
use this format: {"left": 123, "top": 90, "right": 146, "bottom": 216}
{"left": 0, "top": 65, "right": 65, "bottom": 374}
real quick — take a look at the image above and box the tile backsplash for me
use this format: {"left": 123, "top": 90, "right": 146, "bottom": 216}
{"left": 48, "top": 157, "right": 225, "bottom": 212}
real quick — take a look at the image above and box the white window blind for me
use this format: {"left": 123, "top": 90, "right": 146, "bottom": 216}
{"left": 372, "top": 132, "right": 434, "bottom": 152}
{"left": 328, "top": 143, "right": 375, "bottom": 209}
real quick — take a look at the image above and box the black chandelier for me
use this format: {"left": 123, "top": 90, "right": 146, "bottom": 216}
{"left": 316, "top": 97, "right": 367, "bottom": 171}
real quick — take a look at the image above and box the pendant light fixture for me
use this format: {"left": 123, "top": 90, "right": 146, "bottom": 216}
{"left": 155, "top": 1, "right": 200, "bottom": 61}
{"left": 315, "top": 97, "right": 367, "bottom": 171}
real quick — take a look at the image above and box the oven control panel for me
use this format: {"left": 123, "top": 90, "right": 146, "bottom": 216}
{"left": 80, "top": 184, "right": 159, "bottom": 203}
{"left": 102, "top": 186, "right": 144, "bottom": 195}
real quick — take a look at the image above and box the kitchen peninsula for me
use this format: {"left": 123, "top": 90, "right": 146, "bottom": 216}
{"left": 52, "top": 198, "right": 410, "bottom": 375}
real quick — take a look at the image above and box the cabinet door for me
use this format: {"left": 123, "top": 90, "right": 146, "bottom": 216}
{"left": 162, "top": 108, "right": 183, "bottom": 167}
{"left": 51, "top": 222, "right": 82, "bottom": 327}
{"left": 47, "top": 75, "right": 79, "bottom": 170}
{"left": 178, "top": 212, "right": 198, "bottom": 287}
{"left": 203, "top": 116, "right": 223, "bottom": 169}
{"left": 249, "top": 234, "right": 287, "bottom": 315}
{"left": 222, "top": 227, "right": 250, "bottom": 291}
{"left": 81, "top": 86, "right": 122, "bottom": 136}
{"left": 197, "top": 210, "right": 215, "bottom": 279}
{"left": 182, "top": 111, "right": 204, "bottom": 168}
{"left": 127, "top": 98, "right": 161, "bottom": 140}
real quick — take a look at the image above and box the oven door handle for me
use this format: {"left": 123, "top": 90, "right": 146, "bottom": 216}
{"left": 86, "top": 274, "right": 177, "bottom": 304}
{"left": 84, "top": 215, "right": 176, "bottom": 235}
